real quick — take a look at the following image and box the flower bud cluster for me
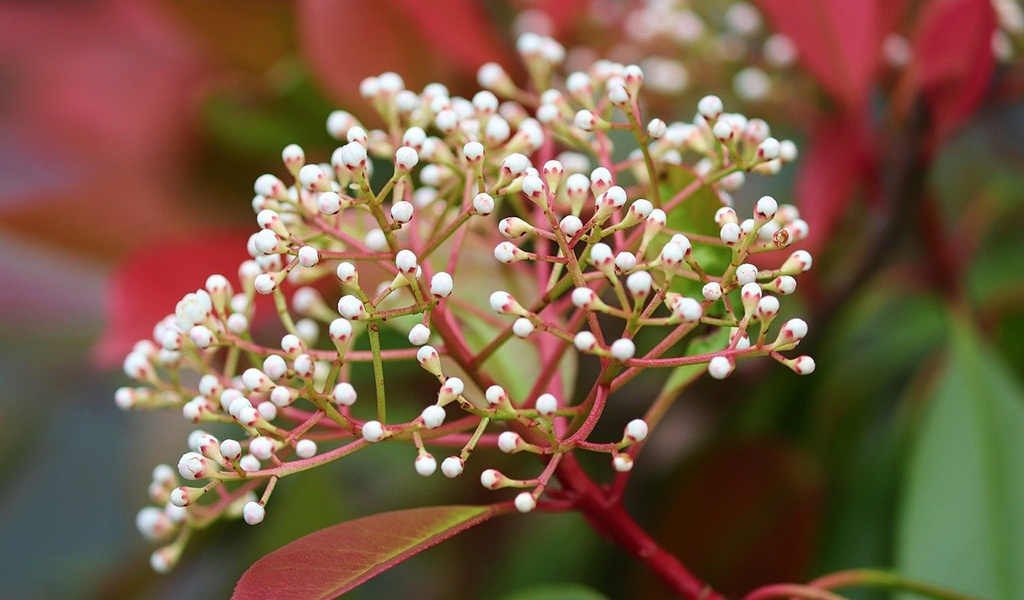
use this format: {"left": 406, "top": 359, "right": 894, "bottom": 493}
{"left": 119, "top": 32, "right": 815, "bottom": 569}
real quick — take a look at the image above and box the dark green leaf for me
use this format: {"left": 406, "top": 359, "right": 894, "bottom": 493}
{"left": 896, "top": 318, "right": 1024, "bottom": 598}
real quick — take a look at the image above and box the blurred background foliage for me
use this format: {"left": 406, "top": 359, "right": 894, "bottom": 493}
{"left": 1, "top": 0, "right": 1023, "bottom": 598}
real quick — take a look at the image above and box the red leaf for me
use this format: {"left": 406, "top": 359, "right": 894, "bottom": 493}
{"left": 911, "top": 0, "right": 996, "bottom": 139}
{"left": 298, "top": 0, "right": 513, "bottom": 109}
{"left": 794, "top": 118, "right": 869, "bottom": 255}
{"left": 233, "top": 505, "right": 499, "bottom": 600}
{"left": 755, "top": 0, "right": 883, "bottom": 113}
{"left": 94, "top": 231, "right": 253, "bottom": 368}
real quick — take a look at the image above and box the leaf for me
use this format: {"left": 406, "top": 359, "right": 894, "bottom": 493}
{"left": 755, "top": 0, "right": 884, "bottom": 113}
{"left": 659, "top": 165, "right": 730, "bottom": 297}
{"left": 297, "top": 0, "right": 513, "bottom": 110}
{"left": 911, "top": 0, "right": 996, "bottom": 140}
{"left": 662, "top": 328, "right": 730, "bottom": 393}
{"left": 896, "top": 318, "right": 1024, "bottom": 599}
{"left": 93, "top": 231, "right": 255, "bottom": 367}
{"left": 233, "top": 505, "right": 499, "bottom": 600}
{"left": 794, "top": 117, "right": 869, "bottom": 255}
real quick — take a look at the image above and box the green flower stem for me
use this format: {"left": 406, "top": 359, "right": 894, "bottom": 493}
{"left": 367, "top": 323, "right": 387, "bottom": 422}
{"left": 272, "top": 287, "right": 299, "bottom": 336}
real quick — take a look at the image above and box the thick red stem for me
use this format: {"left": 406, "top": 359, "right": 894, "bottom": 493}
{"left": 555, "top": 454, "right": 723, "bottom": 600}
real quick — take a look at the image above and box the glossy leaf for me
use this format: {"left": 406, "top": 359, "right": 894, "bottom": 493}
{"left": 298, "top": 0, "right": 512, "bottom": 110}
{"left": 794, "top": 118, "right": 869, "bottom": 255}
{"left": 94, "top": 231, "right": 254, "bottom": 367}
{"left": 755, "top": 0, "right": 883, "bottom": 113}
{"left": 233, "top": 505, "right": 498, "bottom": 600}
{"left": 911, "top": 0, "right": 996, "bottom": 140}
{"left": 896, "top": 318, "right": 1024, "bottom": 598}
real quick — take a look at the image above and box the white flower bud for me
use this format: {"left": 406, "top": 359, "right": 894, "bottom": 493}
{"left": 408, "top": 323, "right": 431, "bottom": 346}
{"left": 791, "top": 356, "right": 815, "bottom": 374}
{"left": 293, "top": 439, "right": 317, "bottom": 459}
{"left": 485, "top": 115, "right": 511, "bottom": 144}
{"left": 626, "top": 271, "right": 652, "bottom": 298}
{"left": 297, "top": 246, "right": 319, "bottom": 268}
{"left": 318, "top": 191, "right": 342, "bottom": 215}
{"left": 512, "top": 318, "right": 535, "bottom": 338}
{"left": 249, "top": 436, "right": 275, "bottom": 461}
{"left": 329, "top": 318, "right": 353, "bottom": 344}
{"left": 417, "top": 345, "right": 442, "bottom": 375}
{"left": 625, "top": 419, "right": 649, "bottom": 442}
{"left": 782, "top": 250, "right": 813, "bottom": 274}
{"left": 720, "top": 222, "right": 742, "bottom": 245}
{"left": 254, "top": 174, "right": 287, "bottom": 200}
{"left": 299, "top": 164, "right": 331, "bottom": 192}
{"left": 292, "top": 353, "right": 314, "bottom": 378}
{"left": 420, "top": 405, "right": 446, "bottom": 429}
{"left": 340, "top": 141, "right": 368, "bottom": 171}
{"left": 472, "top": 192, "right": 495, "bottom": 215}
{"left": 522, "top": 174, "right": 545, "bottom": 200}
{"left": 480, "top": 469, "right": 503, "bottom": 490}
{"left": 458, "top": 142, "right": 483, "bottom": 166}
{"left": 361, "top": 420, "right": 386, "bottom": 443}
{"left": 697, "top": 95, "right": 723, "bottom": 121}
{"left": 701, "top": 282, "right": 723, "bottom": 302}
{"left": 390, "top": 201, "right": 414, "bottom": 224}
{"left": 430, "top": 272, "right": 454, "bottom": 298}
{"left": 712, "top": 120, "right": 734, "bottom": 142}
{"left": 177, "top": 452, "right": 212, "bottom": 481}
{"left": 220, "top": 439, "right": 242, "bottom": 462}
{"left": 559, "top": 215, "right": 583, "bottom": 237}
{"left": 332, "top": 382, "right": 357, "bottom": 406}
{"left": 485, "top": 385, "right": 509, "bottom": 406}
{"left": 243, "top": 501, "right": 265, "bottom": 525}
{"left": 501, "top": 153, "right": 531, "bottom": 178}
{"left": 535, "top": 394, "right": 558, "bottom": 417}
{"left": 778, "top": 318, "right": 809, "bottom": 344}
{"left": 611, "top": 339, "right": 636, "bottom": 361}
{"left": 260, "top": 355, "right": 286, "bottom": 381}
{"left": 489, "top": 291, "right": 524, "bottom": 315}
{"left": 708, "top": 356, "right": 734, "bottom": 379}
{"left": 415, "top": 453, "right": 437, "bottom": 477}
{"left": 574, "top": 109, "right": 597, "bottom": 131}
{"left": 337, "top": 295, "right": 366, "bottom": 320}
{"left": 572, "top": 287, "right": 599, "bottom": 309}
{"left": 326, "top": 110, "right": 357, "bottom": 140}
{"left": 493, "top": 241, "right": 523, "bottom": 264}
{"left": 613, "top": 453, "right": 634, "bottom": 472}
{"left": 736, "top": 263, "right": 758, "bottom": 286}
{"left": 394, "top": 146, "right": 419, "bottom": 171}
{"left": 780, "top": 140, "right": 798, "bottom": 162}
{"left": 336, "top": 262, "right": 357, "bottom": 284}
{"left": 514, "top": 492, "right": 537, "bottom": 513}
{"left": 757, "top": 296, "right": 780, "bottom": 320}
{"left": 395, "top": 249, "right": 418, "bottom": 274}
{"left": 441, "top": 456, "right": 464, "bottom": 478}
{"left": 498, "top": 431, "right": 522, "bottom": 453}
{"left": 774, "top": 276, "right": 797, "bottom": 295}
{"left": 574, "top": 331, "right": 598, "bottom": 352}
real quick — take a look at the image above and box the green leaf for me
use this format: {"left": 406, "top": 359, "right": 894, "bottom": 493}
{"left": 658, "top": 165, "right": 730, "bottom": 297}
{"left": 662, "top": 327, "right": 730, "bottom": 393}
{"left": 233, "top": 505, "right": 498, "bottom": 600}
{"left": 497, "top": 583, "right": 609, "bottom": 600}
{"left": 896, "top": 318, "right": 1024, "bottom": 599}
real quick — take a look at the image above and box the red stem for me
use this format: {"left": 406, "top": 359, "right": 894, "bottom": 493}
{"left": 556, "top": 454, "right": 723, "bottom": 600}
